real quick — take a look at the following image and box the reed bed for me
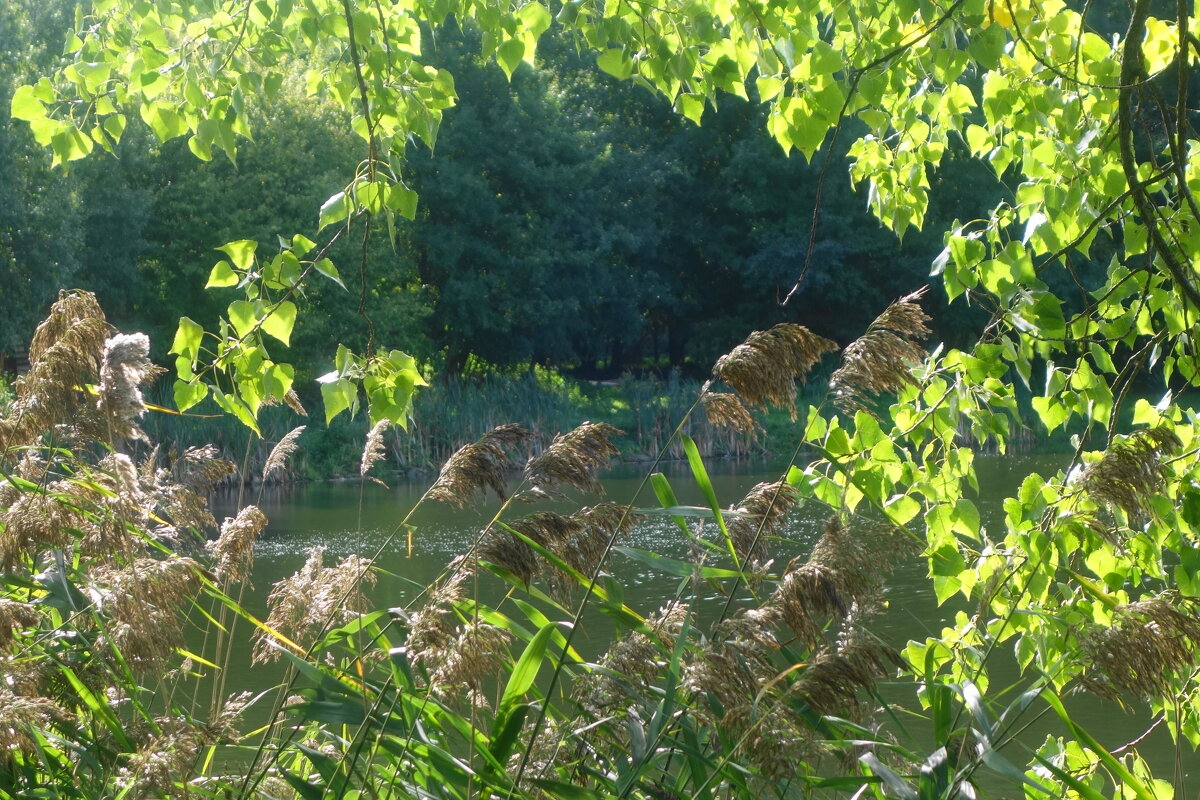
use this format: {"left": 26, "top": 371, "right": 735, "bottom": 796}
{"left": 1, "top": 290, "right": 1185, "bottom": 800}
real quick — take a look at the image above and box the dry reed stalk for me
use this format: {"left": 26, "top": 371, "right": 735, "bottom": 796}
{"left": 702, "top": 392, "right": 762, "bottom": 436}
{"left": 1080, "top": 592, "right": 1200, "bottom": 700}
{"left": 0, "top": 687, "right": 67, "bottom": 754}
{"left": 524, "top": 421, "right": 622, "bottom": 496}
{"left": 711, "top": 324, "right": 837, "bottom": 418}
{"left": 208, "top": 506, "right": 268, "bottom": 584}
{"left": 830, "top": 288, "right": 931, "bottom": 414}
{"left": 252, "top": 548, "right": 376, "bottom": 663}
{"left": 262, "top": 425, "right": 305, "bottom": 483}
{"left": 90, "top": 556, "right": 204, "bottom": 670}
{"left": 1082, "top": 425, "right": 1181, "bottom": 519}
{"left": 97, "top": 333, "right": 163, "bottom": 441}
{"left": 360, "top": 419, "right": 391, "bottom": 477}
{"left": 726, "top": 480, "right": 799, "bottom": 569}
{"left": 428, "top": 423, "right": 533, "bottom": 508}
{"left": 0, "top": 598, "right": 39, "bottom": 651}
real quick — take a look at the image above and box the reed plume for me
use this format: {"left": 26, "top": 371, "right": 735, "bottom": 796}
{"left": 1082, "top": 425, "right": 1181, "bottom": 519}
{"left": 0, "top": 687, "right": 66, "bottom": 754}
{"left": 262, "top": 425, "right": 305, "bottom": 483}
{"left": 360, "top": 419, "right": 391, "bottom": 477}
{"left": 830, "top": 288, "right": 931, "bottom": 414}
{"left": 1079, "top": 592, "right": 1200, "bottom": 700}
{"left": 578, "top": 602, "right": 688, "bottom": 714}
{"left": 97, "top": 333, "right": 163, "bottom": 441}
{"left": 90, "top": 556, "right": 204, "bottom": 670}
{"left": 0, "top": 290, "right": 109, "bottom": 450}
{"left": 726, "top": 480, "right": 799, "bottom": 569}
{"left": 702, "top": 391, "right": 762, "bottom": 436}
{"left": 524, "top": 421, "right": 622, "bottom": 496}
{"left": 711, "top": 324, "right": 837, "bottom": 418}
{"left": 406, "top": 567, "right": 469, "bottom": 670}
{"left": 791, "top": 627, "right": 901, "bottom": 717}
{"left": 0, "top": 599, "right": 39, "bottom": 651}
{"left": 283, "top": 388, "right": 308, "bottom": 417}
{"left": 428, "top": 423, "right": 533, "bottom": 508}
{"left": 208, "top": 506, "right": 268, "bottom": 584}
{"left": 773, "top": 516, "right": 910, "bottom": 646}
{"left": 253, "top": 548, "right": 376, "bottom": 663}
{"left": 0, "top": 487, "right": 79, "bottom": 568}
{"left": 428, "top": 620, "right": 513, "bottom": 705}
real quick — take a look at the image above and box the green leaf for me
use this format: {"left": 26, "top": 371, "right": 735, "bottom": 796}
{"left": 211, "top": 387, "right": 261, "bottom": 434}
{"left": 206, "top": 260, "right": 239, "bottom": 288}
{"left": 319, "top": 190, "right": 351, "bottom": 230}
{"left": 174, "top": 379, "right": 207, "bottom": 412}
{"left": 10, "top": 84, "right": 46, "bottom": 121}
{"left": 217, "top": 239, "right": 258, "bottom": 272}
{"left": 260, "top": 300, "right": 297, "bottom": 346}
{"left": 597, "top": 49, "right": 633, "bottom": 79}
{"left": 315, "top": 258, "right": 345, "bottom": 289}
{"left": 320, "top": 377, "right": 357, "bottom": 424}
{"left": 497, "top": 38, "right": 525, "bottom": 78}
{"left": 169, "top": 316, "right": 204, "bottom": 360}
{"left": 498, "top": 621, "right": 561, "bottom": 718}
{"left": 227, "top": 300, "right": 258, "bottom": 339}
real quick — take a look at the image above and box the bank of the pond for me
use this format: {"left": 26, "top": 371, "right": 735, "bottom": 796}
{"left": 142, "top": 370, "right": 1085, "bottom": 485}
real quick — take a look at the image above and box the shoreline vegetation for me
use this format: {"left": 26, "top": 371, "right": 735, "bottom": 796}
{"left": 0, "top": 362, "right": 1072, "bottom": 488}
{"left": 142, "top": 368, "right": 1047, "bottom": 484}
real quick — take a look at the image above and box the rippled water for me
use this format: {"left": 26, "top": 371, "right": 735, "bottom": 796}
{"left": 212, "top": 454, "right": 1192, "bottom": 787}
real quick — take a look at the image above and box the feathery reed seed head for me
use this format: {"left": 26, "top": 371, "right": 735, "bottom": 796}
{"left": 209, "top": 505, "right": 268, "bottom": 584}
{"left": 712, "top": 324, "right": 837, "bottom": 418}
{"left": 524, "top": 421, "right": 622, "bottom": 496}
{"left": 830, "top": 288, "right": 931, "bottom": 414}
{"left": 360, "top": 419, "right": 391, "bottom": 477}
{"left": 428, "top": 423, "right": 533, "bottom": 508}
{"left": 0, "top": 599, "right": 39, "bottom": 651}
{"left": 263, "top": 426, "right": 305, "bottom": 483}
{"left": 97, "top": 333, "right": 162, "bottom": 440}
{"left": 253, "top": 548, "right": 376, "bottom": 663}
{"left": 727, "top": 480, "right": 800, "bottom": 568}
{"left": 1080, "top": 593, "right": 1200, "bottom": 699}
{"left": 703, "top": 392, "right": 762, "bottom": 436}
{"left": 1082, "top": 425, "right": 1181, "bottom": 519}
{"left": 90, "top": 556, "right": 203, "bottom": 669}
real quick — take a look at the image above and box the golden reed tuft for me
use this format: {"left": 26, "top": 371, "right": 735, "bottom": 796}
{"left": 524, "top": 421, "right": 622, "bottom": 496}
{"left": 1082, "top": 424, "right": 1181, "bottom": 519}
{"left": 1080, "top": 592, "right": 1200, "bottom": 700}
{"left": 262, "top": 425, "right": 305, "bottom": 484}
{"left": 711, "top": 323, "right": 837, "bottom": 418}
{"left": 208, "top": 506, "right": 269, "bottom": 584}
{"left": 830, "top": 288, "right": 931, "bottom": 413}
{"left": 253, "top": 547, "right": 376, "bottom": 663}
{"left": 360, "top": 419, "right": 391, "bottom": 477}
{"left": 702, "top": 391, "right": 763, "bottom": 436}
{"left": 726, "top": 480, "right": 799, "bottom": 569}
{"left": 0, "top": 290, "right": 110, "bottom": 450}
{"left": 428, "top": 423, "right": 533, "bottom": 508}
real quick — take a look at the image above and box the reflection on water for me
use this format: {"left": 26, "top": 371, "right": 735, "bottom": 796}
{"left": 212, "top": 453, "right": 1191, "bottom": 786}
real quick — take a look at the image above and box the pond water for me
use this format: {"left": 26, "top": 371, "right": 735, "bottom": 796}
{"left": 213, "top": 453, "right": 1194, "bottom": 790}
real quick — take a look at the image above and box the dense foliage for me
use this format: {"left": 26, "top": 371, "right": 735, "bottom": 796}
{"left": 6, "top": 0, "right": 1200, "bottom": 798}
